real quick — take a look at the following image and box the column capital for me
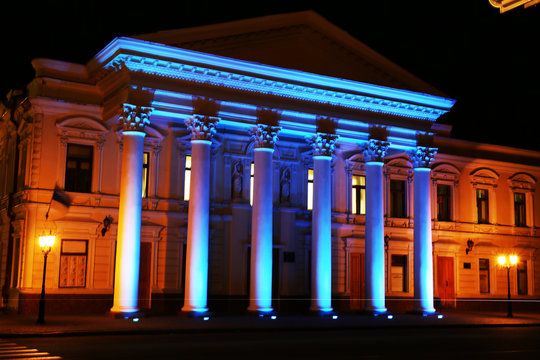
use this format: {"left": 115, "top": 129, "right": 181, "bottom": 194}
{"left": 185, "top": 114, "right": 219, "bottom": 141}
{"left": 362, "top": 139, "right": 390, "bottom": 163}
{"left": 307, "top": 132, "right": 339, "bottom": 157}
{"left": 409, "top": 146, "right": 437, "bottom": 168}
{"left": 249, "top": 124, "right": 281, "bottom": 149}
{"left": 120, "top": 104, "right": 152, "bottom": 132}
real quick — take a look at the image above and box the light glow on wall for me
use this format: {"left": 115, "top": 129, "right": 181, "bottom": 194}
{"left": 307, "top": 168, "right": 314, "bottom": 210}
{"left": 184, "top": 155, "right": 191, "bottom": 201}
{"left": 351, "top": 175, "right": 366, "bottom": 215}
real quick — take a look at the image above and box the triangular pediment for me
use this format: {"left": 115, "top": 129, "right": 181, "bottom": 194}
{"left": 133, "top": 11, "right": 445, "bottom": 97}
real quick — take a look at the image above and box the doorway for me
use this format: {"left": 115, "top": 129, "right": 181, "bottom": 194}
{"left": 437, "top": 256, "right": 455, "bottom": 307}
{"left": 349, "top": 252, "right": 365, "bottom": 310}
{"left": 138, "top": 242, "right": 152, "bottom": 310}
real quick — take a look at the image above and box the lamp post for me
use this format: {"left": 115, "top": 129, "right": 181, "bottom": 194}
{"left": 37, "top": 235, "right": 55, "bottom": 324}
{"left": 498, "top": 255, "right": 518, "bottom": 318}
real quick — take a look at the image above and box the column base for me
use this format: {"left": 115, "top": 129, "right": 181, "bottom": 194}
{"left": 363, "top": 305, "right": 388, "bottom": 316}
{"left": 409, "top": 309, "right": 442, "bottom": 318}
{"left": 247, "top": 307, "right": 275, "bottom": 317}
{"left": 180, "top": 304, "right": 209, "bottom": 316}
{"left": 309, "top": 304, "right": 333, "bottom": 314}
{"left": 178, "top": 309, "right": 212, "bottom": 318}
{"left": 309, "top": 308, "right": 337, "bottom": 318}
{"left": 108, "top": 310, "right": 143, "bottom": 320}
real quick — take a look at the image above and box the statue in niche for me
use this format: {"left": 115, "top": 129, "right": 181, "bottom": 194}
{"left": 280, "top": 167, "right": 291, "bottom": 204}
{"left": 232, "top": 161, "right": 243, "bottom": 200}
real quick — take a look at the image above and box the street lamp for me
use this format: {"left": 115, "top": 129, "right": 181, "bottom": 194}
{"left": 37, "top": 234, "right": 55, "bottom": 324}
{"left": 498, "top": 254, "right": 518, "bottom": 318}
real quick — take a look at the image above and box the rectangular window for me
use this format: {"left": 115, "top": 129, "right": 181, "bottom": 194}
{"left": 351, "top": 175, "right": 366, "bottom": 215}
{"left": 479, "top": 258, "right": 490, "bottom": 293}
{"left": 437, "top": 184, "right": 451, "bottom": 221}
{"left": 307, "top": 168, "right": 314, "bottom": 210}
{"left": 59, "top": 239, "right": 88, "bottom": 288}
{"left": 142, "top": 152, "right": 149, "bottom": 198}
{"left": 391, "top": 255, "right": 408, "bottom": 292}
{"left": 517, "top": 260, "right": 528, "bottom": 295}
{"left": 390, "top": 180, "right": 406, "bottom": 218}
{"left": 250, "top": 162, "right": 254, "bottom": 206}
{"left": 476, "top": 189, "right": 489, "bottom": 224}
{"left": 183, "top": 155, "right": 191, "bottom": 201}
{"left": 65, "top": 144, "right": 93, "bottom": 193}
{"left": 514, "top": 192, "right": 526, "bottom": 227}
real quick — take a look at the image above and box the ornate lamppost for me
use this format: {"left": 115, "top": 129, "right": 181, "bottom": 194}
{"left": 498, "top": 254, "right": 518, "bottom": 318}
{"left": 37, "top": 234, "right": 55, "bottom": 324}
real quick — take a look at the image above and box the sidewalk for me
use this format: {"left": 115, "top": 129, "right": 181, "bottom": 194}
{"left": 2, "top": 309, "right": 540, "bottom": 338}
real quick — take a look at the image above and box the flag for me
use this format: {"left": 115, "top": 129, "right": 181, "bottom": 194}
{"left": 47, "top": 185, "right": 72, "bottom": 220}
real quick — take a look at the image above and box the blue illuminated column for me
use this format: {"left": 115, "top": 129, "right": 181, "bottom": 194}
{"left": 410, "top": 146, "right": 437, "bottom": 314}
{"left": 111, "top": 104, "right": 151, "bottom": 315}
{"left": 307, "top": 132, "right": 339, "bottom": 313}
{"left": 362, "top": 139, "right": 389, "bottom": 314}
{"left": 181, "top": 114, "right": 219, "bottom": 314}
{"left": 248, "top": 112, "right": 280, "bottom": 313}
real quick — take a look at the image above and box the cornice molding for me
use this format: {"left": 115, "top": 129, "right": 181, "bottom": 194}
{"left": 93, "top": 38, "right": 455, "bottom": 122}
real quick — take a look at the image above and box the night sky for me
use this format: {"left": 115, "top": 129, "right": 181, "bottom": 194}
{"left": 2, "top": 2, "right": 538, "bottom": 150}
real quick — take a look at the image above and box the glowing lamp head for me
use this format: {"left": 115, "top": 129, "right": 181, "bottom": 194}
{"left": 39, "top": 235, "right": 55, "bottom": 253}
{"left": 498, "top": 256, "right": 507, "bottom": 266}
{"left": 509, "top": 255, "right": 518, "bottom": 265}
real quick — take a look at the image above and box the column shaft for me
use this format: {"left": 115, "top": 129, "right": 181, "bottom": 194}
{"left": 364, "top": 162, "right": 387, "bottom": 313}
{"left": 310, "top": 156, "right": 332, "bottom": 312}
{"left": 413, "top": 167, "right": 435, "bottom": 313}
{"left": 182, "top": 140, "right": 212, "bottom": 313}
{"left": 249, "top": 147, "right": 274, "bottom": 313}
{"left": 111, "top": 131, "right": 146, "bottom": 314}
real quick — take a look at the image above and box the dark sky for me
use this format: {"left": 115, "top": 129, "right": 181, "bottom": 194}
{"left": 2, "top": 2, "right": 538, "bottom": 150}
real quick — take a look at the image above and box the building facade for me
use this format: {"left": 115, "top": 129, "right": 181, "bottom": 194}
{"left": 1, "top": 11, "right": 539, "bottom": 315}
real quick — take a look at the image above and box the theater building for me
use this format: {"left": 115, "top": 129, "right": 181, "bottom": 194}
{"left": 1, "top": 11, "right": 539, "bottom": 315}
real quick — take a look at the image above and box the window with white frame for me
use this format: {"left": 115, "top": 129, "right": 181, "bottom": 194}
{"left": 508, "top": 172, "right": 536, "bottom": 228}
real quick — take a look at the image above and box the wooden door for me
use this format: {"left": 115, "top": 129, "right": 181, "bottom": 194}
{"left": 350, "top": 253, "right": 365, "bottom": 310}
{"left": 437, "top": 256, "right": 455, "bottom": 307}
{"left": 138, "top": 242, "right": 152, "bottom": 310}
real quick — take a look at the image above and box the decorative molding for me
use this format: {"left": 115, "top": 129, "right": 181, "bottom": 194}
{"left": 361, "top": 139, "right": 389, "bottom": 163}
{"left": 119, "top": 104, "right": 152, "bottom": 132}
{"left": 101, "top": 52, "right": 452, "bottom": 121}
{"left": 307, "top": 132, "right": 339, "bottom": 157}
{"left": 508, "top": 172, "right": 536, "bottom": 191}
{"left": 408, "top": 146, "right": 437, "bottom": 169}
{"left": 249, "top": 124, "right": 280, "bottom": 149}
{"left": 431, "top": 162, "right": 461, "bottom": 183}
{"left": 56, "top": 116, "right": 108, "bottom": 140}
{"left": 185, "top": 114, "right": 219, "bottom": 141}
{"left": 385, "top": 156, "right": 413, "bottom": 177}
{"left": 469, "top": 167, "right": 499, "bottom": 187}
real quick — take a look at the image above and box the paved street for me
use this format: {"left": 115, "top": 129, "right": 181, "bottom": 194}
{"left": 10, "top": 326, "right": 540, "bottom": 360}
{"left": 2, "top": 310, "right": 540, "bottom": 359}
